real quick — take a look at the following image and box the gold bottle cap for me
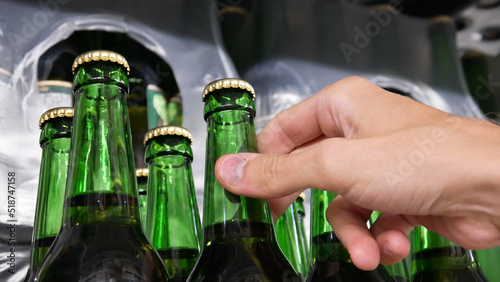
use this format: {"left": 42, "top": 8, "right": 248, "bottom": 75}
{"left": 39, "top": 107, "right": 74, "bottom": 129}
{"left": 371, "top": 4, "right": 398, "bottom": 14}
{"left": 143, "top": 126, "right": 193, "bottom": 146}
{"left": 71, "top": 50, "right": 130, "bottom": 75}
{"left": 202, "top": 78, "right": 255, "bottom": 101}
{"left": 461, "top": 49, "right": 487, "bottom": 60}
{"left": 429, "top": 15, "right": 454, "bottom": 24}
{"left": 135, "top": 168, "right": 149, "bottom": 178}
{"left": 298, "top": 192, "right": 306, "bottom": 202}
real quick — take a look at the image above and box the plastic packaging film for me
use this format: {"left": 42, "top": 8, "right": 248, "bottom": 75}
{"left": 0, "top": 0, "right": 499, "bottom": 281}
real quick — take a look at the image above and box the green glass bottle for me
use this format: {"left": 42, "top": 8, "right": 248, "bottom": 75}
{"left": 127, "top": 45, "right": 181, "bottom": 168}
{"left": 275, "top": 194, "right": 310, "bottom": 279}
{"left": 34, "top": 50, "right": 169, "bottom": 282}
{"left": 187, "top": 78, "right": 300, "bottom": 281}
{"left": 411, "top": 226, "right": 487, "bottom": 281}
{"left": 36, "top": 36, "right": 79, "bottom": 108}
{"left": 476, "top": 245, "right": 500, "bottom": 282}
{"left": 461, "top": 50, "right": 499, "bottom": 115}
{"left": 144, "top": 125, "right": 202, "bottom": 281}
{"left": 306, "top": 189, "right": 395, "bottom": 281}
{"left": 145, "top": 84, "right": 169, "bottom": 128}
{"left": 136, "top": 168, "right": 149, "bottom": 230}
{"left": 369, "top": 211, "right": 409, "bottom": 282}
{"left": 296, "top": 193, "right": 310, "bottom": 271}
{"left": 24, "top": 37, "right": 79, "bottom": 131}
{"left": 106, "top": 31, "right": 181, "bottom": 129}
{"left": 24, "top": 107, "right": 74, "bottom": 282}
{"left": 166, "top": 95, "right": 183, "bottom": 127}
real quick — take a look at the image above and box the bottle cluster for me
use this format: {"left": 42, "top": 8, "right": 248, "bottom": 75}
{"left": 24, "top": 48, "right": 491, "bottom": 281}
{"left": 24, "top": 48, "right": 301, "bottom": 282}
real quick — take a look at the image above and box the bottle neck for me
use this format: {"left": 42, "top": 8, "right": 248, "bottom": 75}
{"left": 145, "top": 85, "right": 168, "bottom": 128}
{"left": 146, "top": 154, "right": 200, "bottom": 250}
{"left": 311, "top": 189, "right": 336, "bottom": 238}
{"left": 137, "top": 175, "right": 148, "bottom": 228}
{"left": 310, "top": 189, "right": 350, "bottom": 262}
{"left": 62, "top": 63, "right": 138, "bottom": 228}
{"left": 202, "top": 90, "right": 273, "bottom": 240}
{"left": 145, "top": 134, "right": 200, "bottom": 252}
{"left": 276, "top": 202, "right": 308, "bottom": 276}
{"left": 30, "top": 118, "right": 72, "bottom": 270}
{"left": 166, "top": 96, "right": 183, "bottom": 127}
{"left": 411, "top": 226, "right": 478, "bottom": 273}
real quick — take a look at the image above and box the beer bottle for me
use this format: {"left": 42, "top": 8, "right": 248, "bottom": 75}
{"left": 25, "top": 36, "right": 79, "bottom": 131}
{"left": 217, "top": 0, "right": 257, "bottom": 74}
{"left": 369, "top": 211, "right": 409, "bottom": 282}
{"left": 143, "top": 125, "right": 202, "bottom": 281}
{"left": 306, "top": 189, "right": 394, "bottom": 281}
{"left": 136, "top": 168, "right": 149, "bottom": 230}
{"left": 295, "top": 192, "right": 310, "bottom": 269}
{"left": 113, "top": 36, "right": 181, "bottom": 167}
{"left": 476, "top": 245, "right": 500, "bottom": 282}
{"left": 127, "top": 61, "right": 150, "bottom": 169}
{"left": 461, "top": 50, "right": 499, "bottom": 115}
{"left": 165, "top": 95, "right": 183, "bottom": 127}
{"left": 411, "top": 226, "right": 487, "bottom": 281}
{"left": 275, "top": 194, "right": 310, "bottom": 279}
{"left": 34, "top": 50, "right": 169, "bottom": 281}
{"left": 37, "top": 36, "right": 78, "bottom": 106}
{"left": 24, "top": 107, "right": 73, "bottom": 281}
{"left": 187, "top": 78, "right": 300, "bottom": 281}
{"left": 143, "top": 52, "right": 181, "bottom": 128}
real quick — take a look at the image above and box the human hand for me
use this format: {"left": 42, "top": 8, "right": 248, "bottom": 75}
{"left": 214, "top": 76, "right": 500, "bottom": 271}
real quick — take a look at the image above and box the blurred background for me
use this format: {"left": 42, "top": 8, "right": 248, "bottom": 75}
{"left": 0, "top": 0, "right": 499, "bottom": 280}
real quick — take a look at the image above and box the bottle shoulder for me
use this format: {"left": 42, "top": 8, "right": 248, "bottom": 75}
{"left": 35, "top": 221, "right": 169, "bottom": 281}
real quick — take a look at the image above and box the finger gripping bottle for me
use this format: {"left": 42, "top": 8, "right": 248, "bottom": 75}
{"left": 187, "top": 78, "right": 300, "bottom": 282}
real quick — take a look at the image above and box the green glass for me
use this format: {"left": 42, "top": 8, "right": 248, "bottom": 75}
{"left": 369, "top": 211, "right": 409, "bottom": 282}
{"left": 128, "top": 76, "right": 149, "bottom": 169}
{"left": 427, "top": 16, "right": 459, "bottom": 91}
{"left": 476, "top": 246, "right": 500, "bottom": 282}
{"left": 166, "top": 96, "right": 183, "bottom": 126}
{"left": 187, "top": 79, "right": 300, "bottom": 281}
{"left": 144, "top": 126, "right": 202, "bottom": 281}
{"left": 275, "top": 196, "right": 309, "bottom": 279}
{"left": 306, "top": 190, "right": 394, "bottom": 281}
{"left": 136, "top": 168, "right": 149, "bottom": 230}
{"left": 24, "top": 108, "right": 73, "bottom": 281}
{"left": 411, "top": 226, "right": 487, "bottom": 281}
{"left": 295, "top": 193, "right": 310, "bottom": 271}
{"left": 146, "top": 84, "right": 169, "bottom": 128}
{"left": 34, "top": 51, "right": 169, "bottom": 282}
{"left": 461, "top": 50, "right": 498, "bottom": 115}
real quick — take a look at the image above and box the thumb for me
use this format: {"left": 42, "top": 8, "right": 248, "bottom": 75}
{"left": 215, "top": 152, "right": 309, "bottom": 199}
{"left": 215, "top": 137, "right": 361, "bottom": 200}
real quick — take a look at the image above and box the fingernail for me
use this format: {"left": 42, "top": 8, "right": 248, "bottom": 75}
{"left": 220, "top": 155, "right": 247, "bottom": 186}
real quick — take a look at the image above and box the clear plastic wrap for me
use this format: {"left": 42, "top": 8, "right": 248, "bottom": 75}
{"left": 0, "top": 0, "right": 489, "bottom": 281}
{"left": 0, "top": 1, "right": 237, "bottom": 280}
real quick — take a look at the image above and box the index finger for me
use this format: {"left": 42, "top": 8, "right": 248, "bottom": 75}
{"left": 257, "top": 76, "right": 448, "bottom": 155}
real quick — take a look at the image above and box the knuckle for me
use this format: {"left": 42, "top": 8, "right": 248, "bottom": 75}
{"left": 321, "top": 76, "right": 378, "bottom": 101}
{"left": 256, "top": 155, "right": 282, "bottom": 195}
